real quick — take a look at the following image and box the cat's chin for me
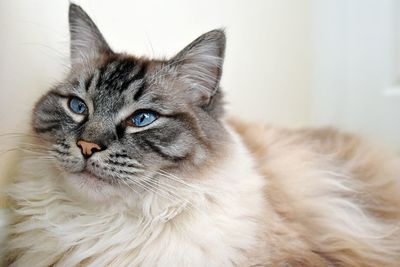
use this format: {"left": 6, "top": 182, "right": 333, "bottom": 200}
{"left": 79, "top": 171, "right": 114, "bottom": 185}
{"left": 62, "top": 171, "right": 128, "bottom": 203}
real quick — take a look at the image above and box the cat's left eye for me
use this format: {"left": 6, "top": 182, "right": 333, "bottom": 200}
{"left": 68, "top": 96, "right": 87, "bottom": 114}
{"left": 127, "top": 110, "right": 158, "bottom": 127}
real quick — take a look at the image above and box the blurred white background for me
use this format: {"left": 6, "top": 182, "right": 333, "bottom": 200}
{"left": 0, "top": 0, "right": 399, "bottom": 155}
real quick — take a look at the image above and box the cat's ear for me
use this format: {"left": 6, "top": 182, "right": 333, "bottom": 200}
{"left": 68, "top": 3, "right": 112, "bottom": 66}
{"left": 169, "top": 29, "right": 226, "bottom": 106}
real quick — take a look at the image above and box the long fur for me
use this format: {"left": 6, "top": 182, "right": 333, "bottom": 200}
{"left": 5, "top": 127, "right": 267, "bottom": 266}
{"left": 3, "top": 121, "right": 400, "bottom": 266}
{"left": 230, "top": 119, "right": 400, "bottom": 266}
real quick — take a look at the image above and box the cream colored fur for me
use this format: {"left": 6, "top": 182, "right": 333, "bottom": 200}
{"left": 4, "top": 126, "right": 267, "bottom": 266}
{"left": 3, "top": 120, "right": 400, "bottom": 266}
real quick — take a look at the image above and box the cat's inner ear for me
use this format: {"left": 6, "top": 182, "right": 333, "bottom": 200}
{"left": 169, "top": 29, "right": 226, "bottom": 106}
{"left": 68, "top": 3, "right": 112, "bottom": 66}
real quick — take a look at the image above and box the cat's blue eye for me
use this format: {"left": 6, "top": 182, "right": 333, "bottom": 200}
{"left": 130, "top": 111, "right": 158, "bottom": 127}
{"left": 68, "top": 97, "right": 87, "bottom": 114}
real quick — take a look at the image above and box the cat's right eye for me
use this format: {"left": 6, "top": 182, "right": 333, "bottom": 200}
{"left": 68, "top": 96, "right": 87, "bottom": 114}
{"left": 126, "top": 110, "right": 158, "bottom": 128}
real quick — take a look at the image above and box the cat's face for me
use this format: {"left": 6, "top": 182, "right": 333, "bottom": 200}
{"left": 31, "top": 4, "right": 227, "bottom": 201}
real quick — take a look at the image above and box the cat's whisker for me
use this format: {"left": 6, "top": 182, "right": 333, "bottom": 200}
{"left": 156, "top": 170, "right": 224, "bottom": 196}
{"left": 142, "top": 178, "right": 198, "bottom": 209}
{"left": 153, "top": 170, "right": 210, "bottom": 192}
{"left": 124, "top": 175, "right": 179, "bottom": 204}
{"left": 151, "top": 173, "right": 205, "bottom": 195}
{"left": 141, "top": 178, "right": 189, "bottom": 204}
{"left": 124, "top": 177, "right": 182, "bottom": 208}
{"left": 145, "top": 179, "right": 209, "bottom": 216}
{"left": 0, "top": 134, "right": 52, "bottom": 150}
{"left": 123, "top": 174, "right": 189, "bottom": 207}
{"left": 0, "top": 132, "right": 42, "bottom": 138}
{"left": 20, "top": 147, "right": 53, "bottom": 154}
{"left": 0, "top": 148, "right": 39, "bottom": 157}
{"left": 118, "top": 178, "right": 140, "bottom": 195}
{"left": 131, "top": 174, "right": 207, "bottom": 215}
{"left": 20, "top": 157, "right": 55, "bottom": 162}
{"left": 18, "top": 143, "right": 50, "bottom": 150}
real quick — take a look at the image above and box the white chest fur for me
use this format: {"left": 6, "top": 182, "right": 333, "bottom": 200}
{"left": 6, "top": 130, "right": 267, "bottom": 267}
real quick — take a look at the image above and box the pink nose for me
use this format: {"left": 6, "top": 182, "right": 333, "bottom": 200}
{"left": 77, "top": 140, "right": 102, "bottom": 157}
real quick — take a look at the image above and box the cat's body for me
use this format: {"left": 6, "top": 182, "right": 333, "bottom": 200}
{"left": 2, "top": 4, "right": 400, "bottom": 266}
{"left": 230, "top": 120, "right": 400, "bottom": 266}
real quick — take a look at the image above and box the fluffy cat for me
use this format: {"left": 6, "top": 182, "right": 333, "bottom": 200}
{"left": 2, "top": 3, "right": 400, "bottom": 266}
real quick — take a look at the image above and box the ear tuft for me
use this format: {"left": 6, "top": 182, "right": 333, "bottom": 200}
{"left": 170, "top": 29, "right": 226, "bottom": 106}
{"left": 69, "top": 3, "right": 112, "bottom": 66}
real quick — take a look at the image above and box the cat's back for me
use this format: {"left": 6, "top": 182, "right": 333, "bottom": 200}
{"left": 229, "top": 118, "right": 400, "bottom": 267}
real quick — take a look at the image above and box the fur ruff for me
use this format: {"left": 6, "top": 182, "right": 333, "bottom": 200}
{"left": 3, "top": 121, "right": 400, "bottom": 266}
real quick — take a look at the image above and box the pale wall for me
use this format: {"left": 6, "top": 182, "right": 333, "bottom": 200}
{"left": 0, "top": 0, "right": 312, "bottom": 135}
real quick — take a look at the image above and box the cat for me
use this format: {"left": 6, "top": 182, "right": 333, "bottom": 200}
{"left": 2, "top": 3, "right": 400, "bottom": 266}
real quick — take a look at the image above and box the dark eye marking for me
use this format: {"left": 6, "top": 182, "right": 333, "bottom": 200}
{"left": 85, "top": 75, "right": 94, "bottom": 91}
{"left": 133, "top": 80, "right": 146, "bottom": 101}
{"left": 143, "top": 139, "right": 188, "bottom": 162}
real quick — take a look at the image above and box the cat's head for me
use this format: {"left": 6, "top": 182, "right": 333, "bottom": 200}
{"left": 31, "top": 4, "right": 228, "bottom": 202}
